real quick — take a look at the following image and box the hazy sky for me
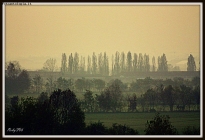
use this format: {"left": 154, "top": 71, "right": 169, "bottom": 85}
{"left": 5, "top": 4, "right": 201, "bottom": 70}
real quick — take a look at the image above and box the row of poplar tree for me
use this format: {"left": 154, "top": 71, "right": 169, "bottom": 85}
{"left": 60, "top": 52, "right": 173, "bottom": 76}
{"left": 61, "top": 52, "right": 197, "bottom": 76}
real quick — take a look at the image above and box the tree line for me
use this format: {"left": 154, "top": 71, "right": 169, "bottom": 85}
{"left": 56, "top": 52, "right": 197, "bottom": 76}
{"left": 5, "top": 89, "right": 200, "bottom": 135}
{"left": 5, "top": 61, "right": 200, "bottom": 113}
{"left": 79, "top": 78, "right": 200, "bottom": 113}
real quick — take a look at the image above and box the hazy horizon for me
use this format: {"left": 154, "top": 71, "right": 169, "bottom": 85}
{"left": 5, "top": 4, "right": 201, "bottom": 71}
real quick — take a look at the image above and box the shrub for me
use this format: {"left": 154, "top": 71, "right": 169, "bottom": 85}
{"left": 85, "top": 121, "right": 108, "bottom": 135}
{"left": 182, "top": 126, "right": 200, "bottom": 135}
{"left": 108, "top": 123, "right": 139, "bottom": 135}
{"left": 144, "top": 112, "right": 178, "bottom": 135}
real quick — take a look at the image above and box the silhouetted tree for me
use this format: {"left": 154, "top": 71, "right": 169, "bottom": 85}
{"left": 32, "top": 74, "right": 43, "bottom": 94}
{"left": 120, "top": 52, "right": 126, "bottom": 73}
{"left": 126, "top": 51, "right": 132, "bottom": 72}
{"left": 73, "top": 52, "right": 79, "bottom": 74}
{"left": 92, "top": 52, "right": 97, "bottom": 75}
{"left": 158, "top": 54, "right": 168, "bottom": 71}
{"left": 133, "top": 53, "right": 138, "bottom": 72}
{"left": 103, "top": 52, "right": 109, "bottom": 76}
{"left": 93, "top": 79, "right": 106, "bottom": 92}
{"left": 144, "top": 112, "right": 178, "bottom": 135}
{"left": 45, "top": 76, "right": 56, "bottom": 94}
{"left": 187, "top": 54, "right": 196, "bottom": 71}
{"left": 43, "top": 58, "right": 57, "bottom": 72}
{"left": 98, "top": 52, "right": 103, "bottom": 74}
{"left": 17, "top": 70, "right": 31, "bottom": 93}
{"left": 83, "top": 90, "right": 95, "bottom": 112}
{"left": 127, "top": 93, "right": 137, "bottom": 112}
{"left": 144, "top": 88, "right": 157, "bottom": 111}
{"left": 138, "top": 53, "right": 144, "bottom": 71}
{"left": 87, "top": 55, "right": 92, "bottom": 74}
{"left": 178, "top": 85, "right": 193, "bottom": 111}
{"left": 56, "top": 77, "right": 72, "bottom": 91}
{"left": 84, "top": 79, "right": 94, "bottom": 91}
{"left": 6, "top": 61, "right": 21, "bottom": 78}
{"left": 6, "top": 96, "right": 57, "bottom": 135}
{"left": 49, "top": 89, "right": 85, "bottom": 134}
{"left": 5, "top": 62, "right": 31, "bottom": 94}
{"left": 96, "top": 79, "right": 123, "bottom": 112}
{"left": 164, "top": 85, "right": 176, "bottom": 112}
{"left": 75, "top": 78, "right": 86, "bottom": 92}
{"left": 61, "top": 53, "right": 67, "bottom": 74}
{"left": 114, "top": 51, "right": 120, "bottom": 75}
{"left": 68, "top": 53, "right": 74, "bottom": 74}
{"left": 79, "top": 56, "right": 85, "bottom": 74}
{"left": 6, "top": 89, "right": 85, "bottom": 135}
{"left": 144, "top": 54, "right": 150, "bottom": 72}
{"left": 152, "top": 56, "right": 156, "bottom": 72}
{"left": 107, "top": 79, "right": 127, "bottom": 92}
{"left": 111, "top": 54, "right": 114, "bottom": 75}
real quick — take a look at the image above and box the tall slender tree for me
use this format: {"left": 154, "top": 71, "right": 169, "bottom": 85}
{"left": 61, "top": 53, "right": 67, "bottom": 73}
{"left": 144, "top": 54, "right": 150, "bottom": 72}
{"left": 138, "top": 53, "right": 144, "bottom": 71}
{"left": 92, "top": 52, "right": 97, "bottom": 75}
{"left": 103, "top": 52, "right": 109, "bottom": 76}
{"left": 112, "top": 54, "right": 114, "bottom": 76}
{"left": 73, "top": 52, "right": 79, "bottom": 74}
{"left": 87, "top": 55, "right": 92, "bottom": 74}
{"left": 187, "top": 54, "right": 196, "bottom": 71}
{"left": 98, "top": 53, "right": 103, "bottom": 75}
{"left": 126, "top": 51, "right": 132, "bottom": 72}
{"left": 120, "top": 52, "right": 126, "bottom": 73}
{"left": 133, "top": 53, "right": 138, "bottom": 72}
{"left": 79, "top": 56, "right": 85, "bottom": 74}
{"left": 114, "top": 51, "right": 120, "bottom": 75}
{"left": 152, "top": 56, "right": 156, "bottom": 72}
{"left": 158, "top": 54, "right": 168, "bottom": 71}
{"left": 68, "top": 53, "right": 74, "bottom": 74}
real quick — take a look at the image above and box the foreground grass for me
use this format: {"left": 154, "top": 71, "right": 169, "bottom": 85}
{"left": 85, "top": 112, "right": 200, "bottom": 135}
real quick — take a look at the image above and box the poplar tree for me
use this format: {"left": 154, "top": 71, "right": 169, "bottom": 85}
{"left": 187, "top": 54, "right": 196, "bottom": 71}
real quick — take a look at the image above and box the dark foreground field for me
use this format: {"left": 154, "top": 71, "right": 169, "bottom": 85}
{"left": 85, "top": 112, "right": 200, "bottom": 135}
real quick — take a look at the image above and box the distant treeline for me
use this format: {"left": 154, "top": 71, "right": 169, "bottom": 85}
{"left": 28, "top": 70, "right": 200, "bottom": 80}
{"left": 57, "top": 52, "right": 197, "bottom": 76}
{"left": 5, "top": 61, "right": 200, "bottom": 113}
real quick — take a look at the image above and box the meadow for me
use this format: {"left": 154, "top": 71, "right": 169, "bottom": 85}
{"left": 85, "top": 112, "right": 200, "bottom": 135}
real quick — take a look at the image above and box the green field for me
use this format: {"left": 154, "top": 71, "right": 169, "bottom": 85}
{"left": 85, "top": 112, "right": 200, "bottom": 135}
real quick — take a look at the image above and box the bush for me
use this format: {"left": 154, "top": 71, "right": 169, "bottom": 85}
{"left": 182, "top": 126, "right": 200, "bottom": 135}
{"left": 144, "top": 112, "right": 178, "bottom": 135}
{"left": 108, "top": 123, "right": 139, "bottom": 135}
{"left": 85, "top": 121, "right": 108, "bottom": 135}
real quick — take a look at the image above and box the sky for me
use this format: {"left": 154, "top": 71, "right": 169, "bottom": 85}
{"left": 4, "top": 3, "right": 201, "bottom": 71}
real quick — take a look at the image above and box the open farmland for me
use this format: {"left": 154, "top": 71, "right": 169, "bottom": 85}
{"left": 85, "top": 112, "right": 200, "bottom": 135}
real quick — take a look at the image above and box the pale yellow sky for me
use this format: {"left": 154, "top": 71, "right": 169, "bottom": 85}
{"left": 5, "top": 4, "right": 200, "bottom": 70}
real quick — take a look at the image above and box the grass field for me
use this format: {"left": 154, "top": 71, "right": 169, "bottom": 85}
{"left": 85, "top": 112, "right": 200, "bottom": 135}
